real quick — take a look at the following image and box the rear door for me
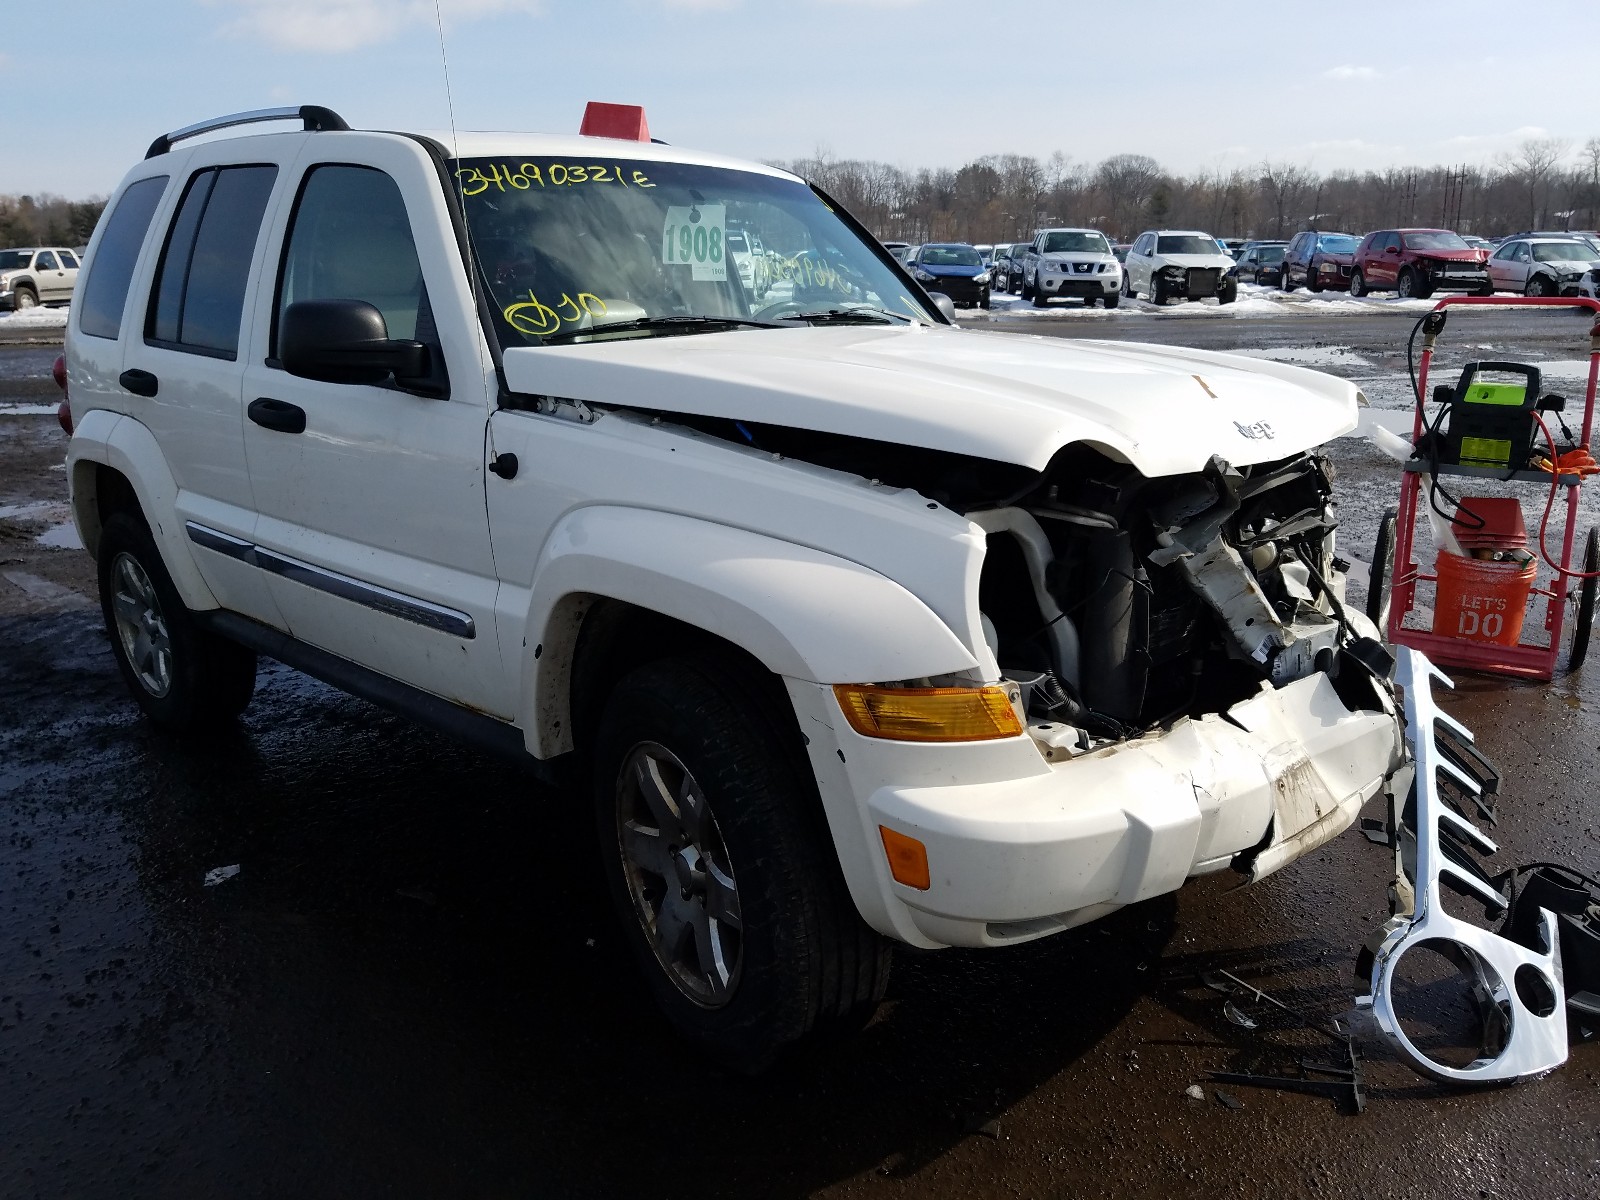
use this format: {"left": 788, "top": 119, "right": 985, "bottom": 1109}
{"left": 239, "top": 135, "right": 510, "bottom": 718}
{"left": 117, "top": 146, "right": 295, "bottom": 628}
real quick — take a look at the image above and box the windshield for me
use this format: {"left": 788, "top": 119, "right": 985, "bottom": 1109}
{"left": 1156, "top": 235, "right": 1221, "bottom": 255}
{"left": 1042, "top": 231, "right": 1109, "bottom": 255}
{"left": 1533, "top": 242, "right": 1596, "bottom": 262}
{"left": 452, "top": 156, "right": 933, "bottom": 343}
{"left": 1317, "top": 234, "right": 1358, "bottom": 253}
{"left": 1402, "top": 231, "right": 1470, "bottom": 251}
{"left": 0, "top": 250, "right": 33, "bottom": 270}
{"left": 920, "top": 245, "right": 982, "bottom": 267}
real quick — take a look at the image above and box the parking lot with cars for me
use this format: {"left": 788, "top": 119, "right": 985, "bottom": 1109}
{"left": 4, "top": 265, "right": 1599, "bottom": 1194}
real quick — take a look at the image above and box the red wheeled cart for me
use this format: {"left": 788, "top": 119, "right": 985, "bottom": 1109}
{"left": 1367, "top": 296, "right": 1600, "bottom": 680}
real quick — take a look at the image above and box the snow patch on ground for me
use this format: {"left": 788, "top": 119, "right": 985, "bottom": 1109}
{"left": 0, "top": 307, "right": 70, "bottom": 329}
{"left": 1231, "top": 345, "right": 1373, "bottom": 367}
{"left": 0, "top": 403, "right": 63, "bottom": 416}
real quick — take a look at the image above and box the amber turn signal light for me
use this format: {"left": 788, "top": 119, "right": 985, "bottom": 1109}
{"left": 878, "top": 826, "right": 931, "bottom": 891}
{"left": 833, "top": 684, "right": 1022, "bottom": 742}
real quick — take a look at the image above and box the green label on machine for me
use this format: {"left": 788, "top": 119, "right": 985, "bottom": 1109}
{"left": 1463, "top": 382, "right": 1528, "bottom": 407}
{"left": 1460, "top": 436, "right": 1515, "bottom": 467}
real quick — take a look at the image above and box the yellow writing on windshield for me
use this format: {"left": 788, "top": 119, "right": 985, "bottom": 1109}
{"left": 503, "top": 291, "right": 607, "bottom": 337}
{"left": 458, "top": 162, "right": 655, "bottom": 197}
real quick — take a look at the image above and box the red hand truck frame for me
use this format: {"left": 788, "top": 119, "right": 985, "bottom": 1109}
{"left": 1373, "top": 296, "right": 1600, "bottom": 681}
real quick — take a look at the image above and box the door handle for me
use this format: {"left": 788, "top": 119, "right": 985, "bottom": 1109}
{"left": 248, "top": 397, "right": 307, "bottom": 434}
{"left": 118, "top": 369, "right": 158, "bottom": 397}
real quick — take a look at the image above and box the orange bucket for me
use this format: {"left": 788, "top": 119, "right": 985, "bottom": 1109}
{"left": 1431, "top": 550, "right": 1535, "bottom": 646}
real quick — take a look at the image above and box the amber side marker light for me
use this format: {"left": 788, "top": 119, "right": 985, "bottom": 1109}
{"left": 833, "top": 684, "right": 1022, "bottom": 742}
{"left": 878, "top": 826, "right": 931, "bottom": 891}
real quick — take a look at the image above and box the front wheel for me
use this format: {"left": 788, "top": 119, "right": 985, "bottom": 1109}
{"left": 1349, "top": 269, "right": 1367, "bottom": 297}
{"left": 1149, "top": 276, "right": 1165, "bottom": 305}
{"left": 97, "top": 512, "right": 256, "bottom": 730}
{"left": 1526, "top": 275, "right": 1553, "bottom": 298}
{"left": 1218, "top": 280, "right": 1238, "bottom": 304}
{"left": 1281, "top": 269, "right": 1297, "bottom": 293}
{"left": 593, "top": 658, "right": 890, "bottom": 1071}
{"left": 1103, "top": 290, "right": 1120, "bottom": 309}
{"left": 1569, "top": 527, "right": 1598, "bottom": 670}
{"left": 12, "top": 287, "right": 37, "bottom": 310}
{"left": 1396, "top": 269, "right": 1420, "bottom": 298}
{"left": 1368, "top": 506, "right": 1399, "bottom": 634}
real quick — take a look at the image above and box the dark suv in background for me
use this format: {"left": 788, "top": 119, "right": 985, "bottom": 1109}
{"left": 991, "top": 243, "right": 1029, "bottom": 293}
{"left": 1349, "top": 228, "right": 1490, "bottom": 298}
{"left": 1281, "top": 231, "right": 1360, "bottom": 292}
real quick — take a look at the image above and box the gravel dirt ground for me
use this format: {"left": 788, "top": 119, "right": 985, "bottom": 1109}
{"left": 2, "top": 300, "right": 1598, "bottom": 1199}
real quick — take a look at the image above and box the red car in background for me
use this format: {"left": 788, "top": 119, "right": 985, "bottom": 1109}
{"left": 1348, "top": 228, "right": 1491, "bottom": 299}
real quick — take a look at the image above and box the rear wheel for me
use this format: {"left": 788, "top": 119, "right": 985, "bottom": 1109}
{"left": 1368, "top": 506, "right": 1400, "bottom": 634}
{"left": 97, "top": 512, "right": 256, "bottom": 730}
{"left": 1569, "top": 527, "right": 1598, "bottom": 670}
{"left": 593, "top": 658, "right": 890, "bottom": 1071}
{"left": 1349, "top": 269, "right": 1367, "bottom": 298}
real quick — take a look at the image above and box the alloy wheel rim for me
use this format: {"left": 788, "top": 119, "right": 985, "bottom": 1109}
{"left": 615, "top": 741, "right": 743, "bottom": 1008}
{"left": 110, "top": 552, "right": 173, "bottom": 697}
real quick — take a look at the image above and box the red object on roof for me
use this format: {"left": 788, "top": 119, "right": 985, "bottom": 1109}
{"left": 579, "top": 102, "right": 650, "bottom": 142}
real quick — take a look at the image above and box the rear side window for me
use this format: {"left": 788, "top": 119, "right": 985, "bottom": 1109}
{"left": 77, "top": 175, "right": 168, "bottom": 340}
{"left": 274, "top": 164, "right": 426, "bottom": 353}
{"left": 147, "top": 165, "right": 278, "bottom": 359}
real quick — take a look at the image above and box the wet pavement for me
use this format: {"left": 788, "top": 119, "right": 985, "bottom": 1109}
{"left": 3, "top": 311, "right": 1600, "bottom": 1198}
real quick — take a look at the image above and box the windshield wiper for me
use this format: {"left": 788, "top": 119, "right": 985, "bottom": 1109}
{"left": 774, "top": 307, "right": 911, "bottom": 326}
{"left": 540, "top": 315, "right": 782, "bottom": 344}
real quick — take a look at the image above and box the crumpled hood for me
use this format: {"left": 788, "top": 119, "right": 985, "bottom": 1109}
{"left": 501, "top": 324, "right": 1361, "bottom": 477}
{"left": 1154, "top": 253, "right": 1236, "bottom": 270}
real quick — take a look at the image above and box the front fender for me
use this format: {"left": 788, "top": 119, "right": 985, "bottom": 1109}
{"left": 67, "top": 409, "right": 219, "bottom": 612}
{"left": 520, "top": 506, "right": 980, "bottom": 757}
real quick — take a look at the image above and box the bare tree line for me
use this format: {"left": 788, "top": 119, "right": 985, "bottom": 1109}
{"left": 0, "top": 194, "right": 106, "bottom": 249}
{"left": 780, "top": 137, "right": 1600, "bottom": 245}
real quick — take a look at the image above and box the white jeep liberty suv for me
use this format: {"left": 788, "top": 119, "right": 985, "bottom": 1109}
{"left": 63, "top": 104, "right": 1404, "bottom": 1069}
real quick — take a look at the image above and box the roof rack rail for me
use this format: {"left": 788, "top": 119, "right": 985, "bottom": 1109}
{"left": 145, "top": 105, "right": 350, "bottom": 159}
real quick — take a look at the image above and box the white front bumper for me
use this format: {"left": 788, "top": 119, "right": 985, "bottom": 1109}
{"left": 790, "top": 671, "right": 1402, "bottom": 949}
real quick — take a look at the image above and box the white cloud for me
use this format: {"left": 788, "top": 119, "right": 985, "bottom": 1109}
{"left": 1321, "top": 64, "right": 1377, "bottom": 81}
{"left": 207, "top": 0, "right": 542, "bottom": 54}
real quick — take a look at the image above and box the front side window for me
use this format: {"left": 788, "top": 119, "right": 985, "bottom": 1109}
{"left": 1514, "top": 244, "right": 1532, "bottom": 262}
{"left": 453, "top": 155, "right": 933, "bottom": 344}
{"left": 275, "top": 164, "right": 427, "bottom": 352}
{"left": 147, "top": 164, "right": 278, "bottom": 357}
{"left": 78, "top": 175, "right": 168, "bottom": 340}
{"left": 35, "top": 251, "right": 59, "bottom": 271}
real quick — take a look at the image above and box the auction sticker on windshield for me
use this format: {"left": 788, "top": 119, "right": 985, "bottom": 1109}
{"left": 662, "top": 204, "right": 727, "bottom": 282}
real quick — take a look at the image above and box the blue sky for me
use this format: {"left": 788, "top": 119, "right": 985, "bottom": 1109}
{"left": 4, "top": 0, "right": 1594, "bottom": 198}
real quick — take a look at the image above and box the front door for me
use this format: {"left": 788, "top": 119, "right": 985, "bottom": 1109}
{"left": 33, "top": 250, "right": 66, "bottom": 301}
{"left": 240, "top": 142, "right": 511, "bottom": 718}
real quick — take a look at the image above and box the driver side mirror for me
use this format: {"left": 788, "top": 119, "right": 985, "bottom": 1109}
{"left": 1384, "top": 245, "right": 1401, "bottom": 255}
{"left": 280, "top": 299, "right": 431, "bottom": 387}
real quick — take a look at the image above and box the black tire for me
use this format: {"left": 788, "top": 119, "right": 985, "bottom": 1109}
{"left": 1149, "top": 276, "right": 1165, "bottom": 305}
{"left": 97, "top": 511, "right": 256, "bottom": 730}
{"left": 980, "top": 287, "right": 991, "bottom": 310}
{"left": 1082, "top": 295, "right": 1097, "bottom": 308}
{"left": 12, "top": 286, "right": 37, "bottom": 311}
{"left": 1121, "top": 272, "right": 1133, "bottom": 298}
{"left": 1020, "top": 273, "right": 1034, "bottom": 301}
{"left": 1008, "top": 273, "right": 1021, "bottom": 296}
{"left": 592, "top": 657, "right": 890, "bottom": 1072}
{"left": 1031, "top": 286, "right": 1050, "bottom": 308}
{"left": 1526, "top": 274, "right": 1553, "bottom": 298}
{"left": 1397, "top": 269, "right": 1420, "bottom": 299}
{"left": 1218, "top": 280, "right": 1238, "bottom": 305}
{"left": 1368, "top": 506, "right": 1399, "bottom": 634}
{"left": 1307, "top": 265, "right": 1325, "bottom": 293}
{"left": 1281, "top": 269, "right": 1297, "bottom": 292}
{"left": 1103, "top": 290, "right": 1120, "bottom": 309}
{"left": 1569, "top": 527, "right": 1598, "bottom": 670}
{"left": 1349, "top": 269, "right": 1367, "bottom": 298}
